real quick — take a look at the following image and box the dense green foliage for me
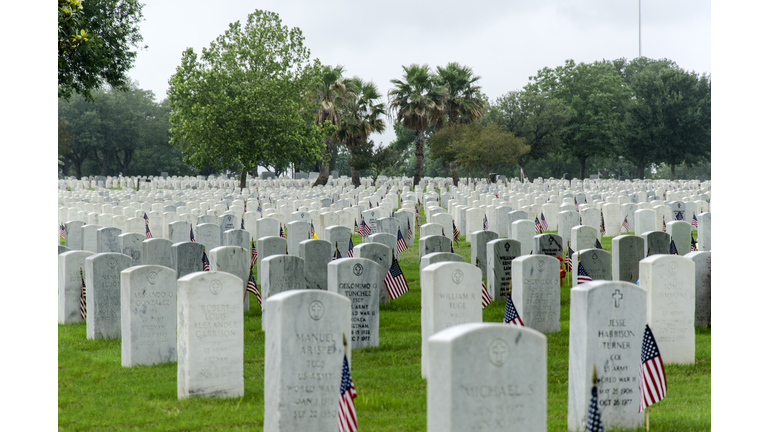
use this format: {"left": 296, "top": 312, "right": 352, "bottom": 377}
{"left": 58, "top": 0, "right": 146, "bottom": 102}
{"left": 167, "top": 10, "right": 331, "bottom": 188}
{"left": 58, "top": 85, "right": 195, "bottom": 178}
{"left": 59, "top": 215, "right": 710, "bottom": 431}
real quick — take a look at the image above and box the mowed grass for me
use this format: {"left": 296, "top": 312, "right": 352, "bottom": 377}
{"left": 59, "top": 214, "right": 710, "bottom": 431}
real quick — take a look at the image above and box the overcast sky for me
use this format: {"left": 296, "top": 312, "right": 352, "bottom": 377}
{"left": 128, "top": 0, "right": 711, "bottom": 147}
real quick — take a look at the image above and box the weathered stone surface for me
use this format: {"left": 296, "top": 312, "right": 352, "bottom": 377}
{"left": 427, "top": 323, "right": 547, "bottom": 432}
{"left": 685, "top": 251, "right": 711, "bottom": 327}
{"left": 419, "top": 235, "right": 453, "bottom": 260}
{"left": 58, "top": 250, "right": 94, "bottom": 324}
{"left": 567, "top": 281, "right": 646, "bottom": 431}
{"left": 209, "top": 245, "right": 250, "bottom": 311}
{"left": 470, "top": 230, "right": 499, "bottom": 279}
{"left": 328, "top": 257, "right": 380, "bottom": 349}
{"left": 353, "top": 242, "right": 392, "bottom": 305}
{"left": 299, "top": 239, "right": 332, "bottom": 291}
{"left": 120, "top": 265, "right": 177, "bottom": 367}
{"left": 264, "top": 290, "right": 350, "bottom": 432}
{"left": 640, "top": 254, "right": 695, "bottom": 364}
{"left": 177, "top": 271, "right": 244, "bottom": 399}
{"left": 486, "top": 238, "right": 522, "bottom": 301}
{"left": 511, "top": 255, "right": 560, "bottom": 333}
{"left": 171, "top": 241, "right": 205, "bottom": 279}
{"left": 641, "top": 231, "right": 670, "bottom": 257}
{"left": 421, "top": 261, "right": 483, "bottom": 378}
{"left": 611, "top": 235, "right": 644, "bottom": 283}
{"left": 142, "top": 238, "right": 173, "bottom": 268}
{"left": 257, "top": 236, "right": 288, "bottom": 287}
{"left": 119, "top": 233, "right": 144, "bottom": 266}
{"left": 533, "top": 233, "right": 563, "bottom": 259}
{"left": 85, "top": 252, "right": 133, "bottom": 340}
{"left": 572, "top": 249, "right": 611, "bottom": 288}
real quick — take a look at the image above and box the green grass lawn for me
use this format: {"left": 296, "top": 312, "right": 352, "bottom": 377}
{"left": 59, "top": 214, "right": 709, "bottom": 431}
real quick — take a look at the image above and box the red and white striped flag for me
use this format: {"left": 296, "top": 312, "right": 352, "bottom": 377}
{"left": 251, "top": 240, "right": 257, "bottom": 267}
{"left": 384, "top": 255, "right": 409, "bottom": 300}
{"left": 577, "top": 261, "right": 592, "bottom": 284}
{"left": 338, "top": 342, "right": 358, "bottom": 432}
{"left": 481, "top": 280, "right": 491, "bottom": 309}
{"left": 79, "top": 268, "right": 86, "bottom": 320}
{"left": 348, "top": 236, "right": 354, "bottom": 258}
{"left": 622, "top": 216, "right": 630, "bottom": 233}
{"left": 396, "top": 228, "right": 407, "bottom": 254}
{"left": 246, "top": 268, "right": 261, "bottom": 307}
{"left": 639, "top": 324, "right": 667, "bottom": 412}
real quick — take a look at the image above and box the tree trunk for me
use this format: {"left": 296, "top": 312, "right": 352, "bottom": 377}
{"left": 670, "top": 163, "right": 676, "bottom": 181}
{"left": 74, "top": 160, "right": 83, "bottom": 180}
{"left": 450, "top": 161, "right": 459, "bottom": 186}
{"left": 312, "top": 138, "right": 333, "bottom": 187}
{"left": 60, "top": 157, "right": 73, "bottom": 178}
{"left": 239, "top": 167, "right": 248, "bottom": 190}
{"left": 578, "top": 156, "right": 587, "bottom": 180}
{"left": 413, "top": 130, "right": 424, "bottom": 188}
{"left": 98, "top": 150, "right": 110, "bottom": 176}
{"left": 351, "top": 170, "right": 361, "bottom": 188}
{"left": 635, "top": 164, "right": 645, "bottom": 180}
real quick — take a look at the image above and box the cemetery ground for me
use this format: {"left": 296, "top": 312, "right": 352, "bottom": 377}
{"left": 58, "top": 215, "right": 710, "bottom": 431}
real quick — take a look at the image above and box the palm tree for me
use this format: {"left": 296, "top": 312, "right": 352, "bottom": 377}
{"left": 435, "top": 62, "right": 485, "bottom": 186}
{"left": 338, "top": 77, "right": 386, "bottom": 187}
{"left": 388, "top": 64, "right": 445, "bottom": 188}
{"left": 312, "top": 65, "right": 353, "bottom": 186}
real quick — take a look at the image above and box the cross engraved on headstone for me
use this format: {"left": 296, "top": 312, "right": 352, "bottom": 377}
{"left": 489, "top": 339, "right": 508, "bottom": 366}
{"left": 612, "top": 289, "right": 623, "bottom": 308}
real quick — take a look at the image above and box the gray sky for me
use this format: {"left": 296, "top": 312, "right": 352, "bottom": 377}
{"left": 130, "top": 0, "right": 711, "bottom": 147}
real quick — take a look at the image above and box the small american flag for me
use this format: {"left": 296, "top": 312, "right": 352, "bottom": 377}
{"left": 575, "top": 197, "right": 579, "bottom": 209}
{"left": 311, "top": 221, "right": 316, "bottom": 238}
{"left": 79, "top": 268, "right": 87, "bottom": 321}
{"left": 407, "top": 218, "right": 413, "bottom": 241}
{"left": 333, "top": 243, "right": 342, "bottom": 261}
{"left": 600, "top": 211, "right": 606, "bottom": 235}
{"left": 669, "top": 239, "right": 678, "bottom": 255}
{"left": 359, "top": 218, "right": 371, "bottom": 238}
{"left": 690, "top": 235, "right": 697, "bottom": 252}
{"left": 257, "top": 203, "right": 262, "bottom": 215}
{"left": 586, "top": 369, "right": 605, "bottom": 432}
{"left": 190, "top": 227, "right": 196, "bottom": 242}
{"left": 416, "top": 212, "right": 421, "bottom": 231}
{"left": 144, "top": 214, "right": 153, "bottom": 239}
{"left": 396, "top": 228, "right": 407, "bottom": 254}
{"left": 639, "top": 324, "right": 667, "bottom": 413}
{"left": 540, "top": 213, "right": 548, "bottom": 231}
{"left": 417, "top": 198, "right": 421, "bottom": 212}
{"left": 692, "top": 214, "right": 698, "bottom": 228}
{"left": 60, "top": 223, "right": 66, "bottom": 240}
{"left": 662, "top": 216, "right": 666, "bottom": 233}
{"left": 622, "top": 216, "right": 630, "bottom": 233}
{"left": 241, "top": 218, "right": 245, "bottom": 229}
{"left": 338, "top": 341, "right": 358, "bottom": 432}
{"left": 354, "top": 219, "right": 360, "bottom": 235}
{"left": 251, "top": 240, "right": 257, "bottom": 267}
{"left": 483, "top": 215, "right": 488, "bottom": 231}
{"left": 280, "top": 225, "right": 286, "bottom": 239}
{"left": 202, "top": 251, "right": 211, "bottom": 271}
{"left": 675, "top": 211, "right": 684, "bottom": 221}
{"left": 481, "top": 280, "right": 491, "bottom": 309}
{"left": 577, "top": 261, "right": 592, "bottom": 284}
{"left": 453, "top": 220, "right": 460, "bottom": 243}
{"left": 246, "top": 268, "right": 261, "bottom": 306}
{"left": 477, "top": 258, "right": 491, "bottom": 309}
{"left": 348, "top": 236, "right": 354, "bottom": 258}
{"left": 595, "top": 238, "right": 602, "bottom": 250}
{"left": 503, "top": 290, "right": 524, "bottom": 326}
{"left": 579, "top": 215, "right": 582, "bottom": 226}
{"left": 565, "top": 246, "right": 574, "bottom": 272}
{"left": 534, "top": 217, "right": 543, "bottom": 234}
{"left": 384, "top": 254, "right": 409, "bottom": 300}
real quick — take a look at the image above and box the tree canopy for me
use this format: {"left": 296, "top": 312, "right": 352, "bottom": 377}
{"left": 58, "top": 0, "right": 146, "bottom": 101}
{"left": 167, "top": 10, "right": 332, "bottom": 188}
